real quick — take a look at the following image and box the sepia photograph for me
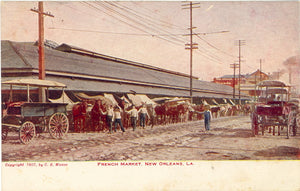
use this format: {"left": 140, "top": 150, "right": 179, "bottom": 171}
{"left": 1, "top": 1, "right": 300, "bottom": 190}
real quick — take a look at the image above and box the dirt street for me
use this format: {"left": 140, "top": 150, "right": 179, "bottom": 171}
{"left": 2, "top": 116, "right": 300, "bottom": 161}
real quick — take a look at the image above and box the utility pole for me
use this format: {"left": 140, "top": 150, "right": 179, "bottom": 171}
{"left": 259, "top": 59, "right": 263, "bottom": 82}
{"left": 235, "top": 40, "right": 245, "bottom": 104}
{"left": 31, "top": 2, "right": 54, "bottom": 102}
{"left": 182, "top": 2, "right": 200, "bottom": 104}
{"left": 230, "top": 63, "right": 239, "bottom": 98}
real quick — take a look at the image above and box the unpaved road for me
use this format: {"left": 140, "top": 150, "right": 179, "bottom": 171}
{"left": 2, "top": 116, "right": 300, "bottom": 161}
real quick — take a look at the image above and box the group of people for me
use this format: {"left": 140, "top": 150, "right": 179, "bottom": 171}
{"left": 100, "top": 104, "right": 154, "bottom": 133}
{"left": 99, "top": 103, "right": 213, "bottom": 133}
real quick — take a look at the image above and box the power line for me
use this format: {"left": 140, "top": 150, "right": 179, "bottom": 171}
{"left": 195, "top": 33, "right": 235, "bottom": 58}
{"left": 54, "top": 2, "right": 236, "bottom": 74}
{"left": 78, "top": 2, "right": 233, "bottom": 65}
{"left": 92, "top": 2, "right": 184, "bottom": 46}
{"left": 129, "top": 1, "right": 186, "bottom": 31}
{"left": 48, "top": 27, "right": 186, "bottom": 36}
{"left": 96, "top": 2, "right": 183, "bottom": 44}
{"left": 108, "top": 2, "right": 186, "bottom": 32}
{"left": 105, "top": 1, "right": 189, "bottom": 44}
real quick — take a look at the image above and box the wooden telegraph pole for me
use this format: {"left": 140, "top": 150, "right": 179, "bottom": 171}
{"left": 182, "top": 2, "right": 200, "bottom": 104}
{"left": 236, "top": 40, "right": 245, "bottom": 104}
{"left": 31, "top": 2, "right": 54, "bottom": 102}
{"left": 230, "top": 63, "right": 239, "bottom": 98}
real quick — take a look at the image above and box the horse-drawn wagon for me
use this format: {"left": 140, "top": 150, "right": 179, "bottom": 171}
{"left": 2, "top": 79, "right": 69, "bottom": 144}
{"left": 251, "top": 80, "right": 299, "bottom": 138}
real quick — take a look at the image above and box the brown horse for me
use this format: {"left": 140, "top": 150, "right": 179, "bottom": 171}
{"left": 72, "top": 101, "right": 88, "bottom": 133}
{"left": 91, "top": 100, "right": 107, "bottom": 132}
{"left": 154, "top": 104, "right": 167, "bottom": 125}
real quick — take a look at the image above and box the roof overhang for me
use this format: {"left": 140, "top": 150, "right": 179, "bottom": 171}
{"left": 2, "top": 79, "right": 67, "bottom": 88}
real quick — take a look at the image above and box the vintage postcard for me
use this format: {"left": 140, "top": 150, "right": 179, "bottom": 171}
{"left": 1, "top": 1, "right": 300, "bottom": 190}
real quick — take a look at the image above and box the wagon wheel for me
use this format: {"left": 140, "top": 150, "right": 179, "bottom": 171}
{"left": 296, "top": 113, "right": 300, "bottom": 134}
{"left": 251, "top": 121, "right": 258, "bottom": 136}
{"left": 19, "top": 121, "right": 36, "bottom": 144}
{"left": 287, "top": 112, "right": 298, "bottom": 138}
{"left": 48, "top": 113, "right": 69, "bottom": 139}
{"left": 251, "top": 113, "right": 258, "bottom": 136}
{"left": 2, "top": 126, "right": 9, "bottom": 141}
{"left": 296, "top": 113, "right": 300, "bottom": 126}
{"left": 287, "top": 124, "right": 290, "bottom": 139}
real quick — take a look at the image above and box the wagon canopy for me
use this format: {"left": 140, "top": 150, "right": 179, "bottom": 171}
{"left": 267, "top": 88, "right": 288, "bottom": 94}
{"left": 48, "top": 91, "right": 76, "bottom": 111}
{"left": 75, "top": 92, "right": 114, "bottom": 106}
{"left": 257, "top": 80, "right": 287, "bottom": 87}
{"left": 2, "top": 79, "right": 66, "bottom": 88}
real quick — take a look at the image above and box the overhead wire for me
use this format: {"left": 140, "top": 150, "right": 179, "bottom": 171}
{"left": 54, "top": 1, "right": 232, "bottom": 64}
{"left": 52, "top": 2, "right": 239, "bottom": 71}
{"left": 195, "top": 33, "right": 235, "bottom": 58}
{"left": 129, "top": 1, "right": 187, "bottom": 30}
{"left": 102, "top": 2, "right": 232, "bottom": 65}
{"left": 109, "top": 2, "right": 187, "bottom": 33}
{"left": 93, "top": 2, "right": 184, "bottom": 47}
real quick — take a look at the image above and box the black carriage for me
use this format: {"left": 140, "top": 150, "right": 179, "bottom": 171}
{"left": 2, "top": 79, "right": 69, "bottom": 144}
{"left": 251, "top": 80, "right": 299, "bottom": 138}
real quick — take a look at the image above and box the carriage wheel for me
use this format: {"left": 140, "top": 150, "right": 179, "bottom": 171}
{"left": 251, "top": 122, "right": 258, "bottom": 136}
{"left": 19, "top": 121, "right": 36, "bottom": 144}
{"left": 2, "top": 126, "right": 9, "bottom": 141}
{"left": 292, "top": 125, "right": 297, "bottom": 136}
{"left": 296, "top": 113, "right": 300, "bottom": 128}
{"left": 48, "top": 113, "right": 69, "bottom": 139}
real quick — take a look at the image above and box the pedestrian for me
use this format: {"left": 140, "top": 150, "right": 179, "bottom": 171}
{"left": 203, "top": 105, "right": 212, "bottom": 131}
{"left": 113, "top": 106, "right": 125, "bottom": 133}
{"left": 100, "top": 105, "right": 114, "bottom": 133}
{"left": 126, "top": 105, "right": 138, "bottom": 131}
{"left": 138, "top": 104, "right": 149, "bottom": 128}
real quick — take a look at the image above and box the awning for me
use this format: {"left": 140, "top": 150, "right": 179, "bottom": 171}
{"left": 75, "top": 93, "right": 113, "bottom": 106}
{"left": 48, "top": 91, "right": 76, "bottom": 111}
{"left": 2, "top": 79, "right": 66, "bottom": 88}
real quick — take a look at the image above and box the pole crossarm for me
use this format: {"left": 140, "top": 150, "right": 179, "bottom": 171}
{"left": 30, "top": 8, "right": 54, "bottom": 17}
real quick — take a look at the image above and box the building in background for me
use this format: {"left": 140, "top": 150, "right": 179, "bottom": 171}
{"left": 213, "top": 70, "right": 269, "bottom": 97}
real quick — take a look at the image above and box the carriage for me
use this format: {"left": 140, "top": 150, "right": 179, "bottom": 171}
{"left": 251, "top": 80, "right": 299, "bottom": 138}
{"left": 2, "top": 79, "right": 69, "bottom": 144}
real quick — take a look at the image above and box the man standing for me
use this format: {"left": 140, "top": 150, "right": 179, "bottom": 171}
{"left": 138, "top": 104, "right": 149, "bottom": 129}
{"left": 100, "top": 105, "right": 114, "bottom": 133}
{"left": 126, "top": 105, "right": 138, "bottom": 131}
{"left": 203, "top": 105, "right": 212, "bottom": 131}
{"left": 113, "top": 107, "right": 125, "bottom": 133}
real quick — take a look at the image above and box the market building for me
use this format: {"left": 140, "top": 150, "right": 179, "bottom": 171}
{"left": 1, "top": 40, "right": 250, "bottom": 103}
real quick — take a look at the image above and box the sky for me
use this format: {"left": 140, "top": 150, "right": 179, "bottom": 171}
{"left": 1, "top": 1, "right": 299, "bottom": 87}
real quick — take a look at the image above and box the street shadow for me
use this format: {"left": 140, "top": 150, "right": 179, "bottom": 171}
{"left": 254, "top": 146, "right": 300, "bottom": 158}
{"left": 216, "top": 128, "right": 253, "bottom": 138}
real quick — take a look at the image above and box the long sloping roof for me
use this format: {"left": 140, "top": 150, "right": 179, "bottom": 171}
{"left": 1, "top": 40, "right": 249, "bottom": 99}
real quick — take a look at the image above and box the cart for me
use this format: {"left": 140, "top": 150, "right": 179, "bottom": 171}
{"left": 2, "top": 79, "right": 69, "bottom": 144}
{"left": 251, "top": 80, "right": 299, "bottom": 138}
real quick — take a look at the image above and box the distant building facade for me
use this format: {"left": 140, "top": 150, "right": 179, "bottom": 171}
{"left": 213, "top": 70, "right": 269, "bottom": 97}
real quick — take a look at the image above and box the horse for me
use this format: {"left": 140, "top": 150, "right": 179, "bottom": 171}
{"left": 90, "top": 100, "right": 107, "bottom": 132}
{"left": 72, "top": 101, "right": 88, "bottom": 133}
{"left": 154, "top": 104, "right": 167, "bottom": 125}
